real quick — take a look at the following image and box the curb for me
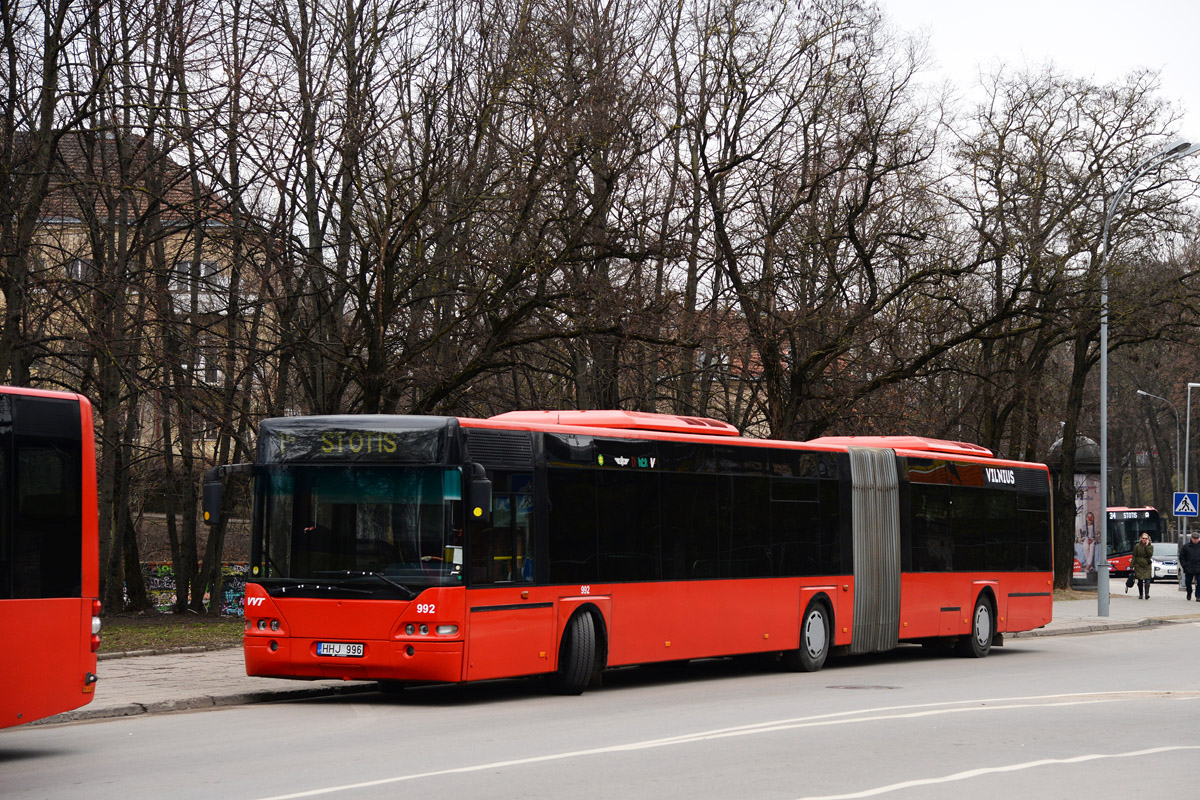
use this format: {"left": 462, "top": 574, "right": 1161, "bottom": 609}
{"left": 1010, "top": 613, "right": 1200, "bottom": 638}
{"left": 98, "top": 644, "right": 241, "bottom": 661}
{"left": 1009, "top": 619, "right": 1159, "bottom": 638}
{"left": 34, "top": 682, "right": 378, "bottom": 726}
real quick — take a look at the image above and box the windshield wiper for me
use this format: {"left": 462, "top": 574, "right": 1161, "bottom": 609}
{"left": 275, "top": 582, "right": 374, "bottom": 597}
{"left": 312, "top": 570, "right": 417, "bottom": 599}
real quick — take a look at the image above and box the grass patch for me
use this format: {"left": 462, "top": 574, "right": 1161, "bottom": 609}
{"left": 100, "top": 612, "right": 243, "bottom": 654}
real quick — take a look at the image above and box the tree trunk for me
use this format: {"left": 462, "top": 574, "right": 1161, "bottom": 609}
{"left": 121, "top": 507, "right": 152, "bottom": 611}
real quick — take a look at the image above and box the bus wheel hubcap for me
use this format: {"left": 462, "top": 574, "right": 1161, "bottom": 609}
{"left": 805, "top": 611, "right": 827, "bottom": 657}
{"left": 974, "top": 606, "right": 991, "bottom": 646}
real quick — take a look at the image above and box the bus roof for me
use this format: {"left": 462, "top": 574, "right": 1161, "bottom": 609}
{"left": 488, "top": 410, "right": 741, "bottom": 437}
{"left": 0, "top": 385, "right": 90, "bottom": 403}
{"left": 485, "top": 413, "right": 1006, "bottom": 460}
{"left": 804, "top": 436, "right": 994, "bottom": 458}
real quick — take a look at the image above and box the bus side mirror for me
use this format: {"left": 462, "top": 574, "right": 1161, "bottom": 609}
{"left": 467, "top": 464, "right": 492, "bottom": 524}
{"left": 202, "top": 476, "right": 224, "bottom": 527}
{"left": 469, "top": 478, "right": 492, "bottom": 523}
{"left": 201, "top": 464, "right": 252, "bottom": 527}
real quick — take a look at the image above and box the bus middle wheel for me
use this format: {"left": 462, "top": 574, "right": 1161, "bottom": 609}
{"left": 783, "top": 600, "right": 830, "bottom": 672}
{"left": 550, "top": 612, "right": 597, "bottom": 695}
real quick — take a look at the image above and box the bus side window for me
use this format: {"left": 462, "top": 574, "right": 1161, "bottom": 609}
{"left": 513, "top": 493, "right": 533, "bottom": 582}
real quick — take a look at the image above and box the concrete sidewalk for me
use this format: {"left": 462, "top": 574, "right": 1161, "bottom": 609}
{"left": 1013, "top": 579, "right": 1200, "bottom": 636}
{"left": 35, "top": 581, "right": 1200, "bottom": 725}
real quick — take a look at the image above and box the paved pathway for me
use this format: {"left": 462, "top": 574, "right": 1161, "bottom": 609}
{"left": 33, "top": 581, "right": 1200, "bottom": 725}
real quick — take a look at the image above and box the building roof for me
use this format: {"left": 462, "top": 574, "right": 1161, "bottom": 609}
{"left": 28, "top": 128, "right": 227, "bottom": 225}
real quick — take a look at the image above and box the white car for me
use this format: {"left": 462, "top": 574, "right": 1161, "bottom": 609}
{"left": 1151, "top": 542, "right": 1180, "bottom": 581}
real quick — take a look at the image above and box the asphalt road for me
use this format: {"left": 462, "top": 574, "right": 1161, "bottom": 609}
{"left": 3, "top": 620, "right": 1198, "bottom": 800}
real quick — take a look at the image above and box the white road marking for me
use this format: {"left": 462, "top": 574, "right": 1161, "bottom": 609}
{"left": 251, "top": 691, "right": 1199, "bottom": 800}
{"left": 792, "top": 745, "right": 1200, "bottom": 800}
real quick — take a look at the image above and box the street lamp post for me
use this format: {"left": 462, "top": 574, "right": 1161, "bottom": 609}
{"left": 1185, "top": 383, "right": 1200, "bottom": 541}
{"left": 1139, "top": 387, "right": 1188, "bottom": 592}
{"left": 1098, "top": 139, "right": 1200, "bottom": 617}
{"left": 1182, "top": 383, "right": 1200, "bottom": 593}
{"left": 1136, "top": 388, "right": 1180, "bottom": 536}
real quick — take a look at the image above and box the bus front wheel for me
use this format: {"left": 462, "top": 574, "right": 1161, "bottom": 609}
{"left": 550, "top": 612, "right": 596, "bottom": 695}
{"left": 957, "top": 595, "right": 994, "bottom": 658}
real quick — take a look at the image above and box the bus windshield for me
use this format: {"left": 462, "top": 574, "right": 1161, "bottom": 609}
{"left": 1106, "top": 509, "right": 1163, "bottom": 558}
{"left": 255, "top": 465, "right": 464, "bottom": 596}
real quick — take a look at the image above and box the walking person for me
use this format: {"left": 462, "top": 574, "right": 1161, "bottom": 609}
{"left": 1132, "top": 533, "right": 1154, "bottom": 600}
{"left": 1181, "top": 531, "right": 1200, "bottom": 601}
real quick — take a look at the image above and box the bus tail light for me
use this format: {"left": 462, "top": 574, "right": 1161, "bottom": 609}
{"left": 91, "top": 600, "right": 102, "bottom": 652}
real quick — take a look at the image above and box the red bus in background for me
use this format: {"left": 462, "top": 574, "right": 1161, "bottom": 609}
{"left": 0, "top": 387, "right": 100, "bottom": 729}
{"left": 204, "top": 411, "right": 1053, "bottom": 695}
{"left": 1105, "top": 507, "right": 1166, "bottom": 576}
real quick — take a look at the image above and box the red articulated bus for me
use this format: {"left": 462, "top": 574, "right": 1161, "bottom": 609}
{"left": 0, "top": 386, "right": 100, "bottom": 728}
{"left": 202, "top": 410, "right": 1053, "bottom": 694}
{"left": 1104, "top": 507, "right": 1166, "bottom": 576}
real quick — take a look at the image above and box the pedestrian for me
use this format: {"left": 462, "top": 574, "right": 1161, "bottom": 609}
{"left": 1131, "top": 533, "right": 1154, "bottom": 600}
{"left": 1181, "top": 532, "right": 1200, "bottom": 601}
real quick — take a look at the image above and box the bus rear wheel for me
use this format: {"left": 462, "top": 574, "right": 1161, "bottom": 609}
{"left": 782, "top": 601, "right": 830, "bottom": 672}
{"left": 550, "top": 612, "right": 596, "bottom": 695}
{"left": 957, "top": 595, "right": 994, "bottom": 658}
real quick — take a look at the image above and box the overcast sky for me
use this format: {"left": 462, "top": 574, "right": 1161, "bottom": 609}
{"left": 878, "top": 0, "right": 1200, "bottom": 138}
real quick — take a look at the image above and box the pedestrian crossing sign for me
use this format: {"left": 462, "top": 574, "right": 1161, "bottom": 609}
{"left": 1174, "top": 492, "right": 1199, "bottom": 517}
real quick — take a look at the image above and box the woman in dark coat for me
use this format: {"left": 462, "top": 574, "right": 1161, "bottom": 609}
{"left": 1132, "top": 534, "right": 1154, "bottom": 600}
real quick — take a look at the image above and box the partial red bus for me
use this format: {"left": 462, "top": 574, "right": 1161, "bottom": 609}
{"left": 1105, "top": 507, "right": 1166, "bottom": 576}
{"left": 203, "top": 411, "right": 1053, "bottom": 694}
{"left": 0, "top": 386, "right": 100, "bottom": 728}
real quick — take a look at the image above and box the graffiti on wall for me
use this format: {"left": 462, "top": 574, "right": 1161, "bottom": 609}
{"left": 138, "top": 562, "right": 248, "bottom": 616}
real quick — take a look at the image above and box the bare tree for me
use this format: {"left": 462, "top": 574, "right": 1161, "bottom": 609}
{"left": 947, "top": 66, "right": 1198, "bottom": 587}
{"left": 0, "top": 0, "right": 111, "bottom": 384}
